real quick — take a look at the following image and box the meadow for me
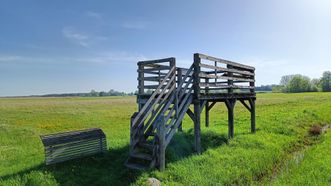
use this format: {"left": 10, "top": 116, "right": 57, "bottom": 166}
{"left": 0, "top": 93, "right": 330, "bottom": 185}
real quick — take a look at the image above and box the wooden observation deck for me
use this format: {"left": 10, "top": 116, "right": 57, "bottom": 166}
{"left": 125, "top": 53, "right": 256, "bottom": 171}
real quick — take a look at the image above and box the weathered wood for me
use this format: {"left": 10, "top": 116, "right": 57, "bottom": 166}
{"left": 138, "top": 57, "right": 175, "bottom": 65}
{"left": 194, "top": 100, "right": 201, "bottom": 154}
{"left": 199, "top": 72, "right": 255, "bottom": 82}
{"left": 128, "top": 53, "right": 256, "bottom": 171}
{"left": 199, "top": 83, "right": 254, "bottom": 89}
{"left": 199, "top": 63, "right": 255, "bottom": 76}
{"left": 225, "top": 99, "right": 236, "bottom": 139}
{"left": 157, "top": 115, "right": 166, "bottom": 171}
{"left": 249, "top": 98, "right": 256, "bottom": 133}
{"left": 239, "top": 100, "right": 251, "bottom": 112}
{"left": 205, "top": 102, "right": 209, "bottom": 127}
{"left": 40, "top": 128, "right": 106, "bottom": 165}
{"left": 132, "top": 67, "right": 175, "bottom": 128}
{"left": 198, "top": 53, "right": 255, "bottom": 71}
{"left": 177, "top": 68, "right": 183, "bottom": 132}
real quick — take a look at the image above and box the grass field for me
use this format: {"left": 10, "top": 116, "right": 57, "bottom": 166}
{"left": 0, "top": 93, "right": 331, "bottom": 185}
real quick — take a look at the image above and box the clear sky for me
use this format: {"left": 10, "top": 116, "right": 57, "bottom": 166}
{"left": 0, "top": 0, "right": 330, "bottom": 96}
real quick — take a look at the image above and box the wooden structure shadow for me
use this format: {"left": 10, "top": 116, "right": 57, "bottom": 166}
{"left": 125, "top": 53, "right": 256, "bottom": 171}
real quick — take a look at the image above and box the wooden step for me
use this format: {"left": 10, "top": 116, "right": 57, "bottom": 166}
{"left": 125, "top": 162, "right": 149, "bottom": 170}
{"left": 138, "top": 142, "right": 154, "bottom": 150}
{"left": 130, "top": 152, "right": 153, "bottom": 161}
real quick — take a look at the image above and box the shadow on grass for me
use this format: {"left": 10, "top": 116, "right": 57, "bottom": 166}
{"left": 0, "top": 131, "right": 229, "bottom": 185}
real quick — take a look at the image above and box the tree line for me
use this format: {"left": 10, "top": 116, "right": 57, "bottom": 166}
{"left": 40, "top": 89, "right": 136, "bottom": 97}
{"left": 257, "top": 71, "right": 331, "bottom": 93}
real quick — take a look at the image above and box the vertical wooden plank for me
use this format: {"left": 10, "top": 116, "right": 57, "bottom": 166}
{"left": 249, "top": 98, "right": 256, "bottom": 133}
{"left": 227, "top": 65, "right": 233, "bottom": 94}
{"left": 194, "top": 53, "right": 201, "bottom": 99}
{"left": 205, "top": 102, "right": 209, "bottom": 127}
{"left": 177, "top": 68, "right": 183, "bottom": 132}
{"left": 250, "top": 69, "right": 255, "bottom": 94}
{"left": 157, "top": 114, "right": 166, "bottom": 171}
{"left": 138, "top": 64, "right": 144, "bottom": 95}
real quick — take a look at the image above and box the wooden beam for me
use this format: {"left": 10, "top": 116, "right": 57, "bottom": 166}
{"left": 186, "top": 108, "right": 195, "bottom": 122}
{"left": 239, "top": 100, "right": 251, "bottom": 112}
{"left": 208, "top": 101, "right": 216, "bottom": 111}
{"left": 197, "top": 53, "right": 255, "bottom": 71}
{"left": 157, "top": 115, "right": 166, "bottom": 171}
{"left": 225, "top": 99, "right": 236, "bottom": 139}
{"left": 194, "top": 100, "right": 201, "bottom": 154}
{"left": 205, "top": 102, "right": 209, "bottom": 127}
{"left": 138, "top": 57, "right": 175, "bottom": 65}
{"left": 248, "top": 98, "right": 256, "bottom": 133}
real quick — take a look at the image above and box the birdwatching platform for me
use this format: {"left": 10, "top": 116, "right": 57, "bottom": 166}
{"left": 125, "top": 53, "right": 256, "bottom": 171}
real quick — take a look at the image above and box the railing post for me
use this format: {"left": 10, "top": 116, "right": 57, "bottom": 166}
{"left": 193, "top": 53, "right": 201, "bottom": 154}
{"left": 194, "top": 54, "right": 201, "bottom": 98}
{"left": 177, "top": 68, "right": 183, "bottom": 131}
{"left": 250, "top": 69, "right": 255, "bottom": 94}
{"left": 227, "top": 65, "right": 233, "bottom": 94}
{"left": 157, "top": 114, "right": 166, "bottom": 171}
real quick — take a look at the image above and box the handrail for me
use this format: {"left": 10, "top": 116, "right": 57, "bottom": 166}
{"left": 132, "top": 66, "right": 176, "bottom": 128}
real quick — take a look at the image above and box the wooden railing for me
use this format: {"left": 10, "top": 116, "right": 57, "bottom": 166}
{"left": 137, "top": 58, "right": 176, "bottom": 95}
{"left": 194, "top": 53, "right": 255, "bottom": 96}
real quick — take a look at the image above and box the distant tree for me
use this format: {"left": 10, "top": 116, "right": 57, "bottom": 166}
{"left": 90, "top": 89, "right": 99, "bottom": 97}
{"left": 99, "top": 91, "right": 108, "bottom": 96}
{"left": 280, "top": 75, "right": 295, "bottom": 86}
{"left": 286, "top": 75, "right": 311, "bottom": 93}
{"left": 321, "top": 71, "right": 331, "bottom": 92}
{"left": 310, "top": 78, "right": 321, "bottom": 92}
{"left": 272, "top": 85, "right": 284, "bottom": 93}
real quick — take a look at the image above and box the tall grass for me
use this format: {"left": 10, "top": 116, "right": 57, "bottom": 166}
{"left": 0, "top": 93, "right": 331, "bottom": 185}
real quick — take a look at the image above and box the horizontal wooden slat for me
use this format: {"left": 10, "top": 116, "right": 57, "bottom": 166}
{"left": 47, "top": 145, "right": 106, "bottom": 158}
{"left": 199, "top": 83, "right": 254, "bottom": 89}
{"left": 46, "top": 149, "right": 103, "bottom": 165}
{"left": 138, "top": 71, "right": 168, "bottom": 76}
{"left": 138, "top": 57, "right": 175, "bottom": 65}
{"left": 199, "top": 63, "right": 254, "bottom": 76}
{"left": 41, "top": 128, "right": 107, "bottom": 165}
{"left": 199, "top": 72, "right": 255, "bottom": 82}
{"left": 198, "top": 53, "right": 255, "bottom": 71}
{"left": 138, "top": 76, "right": 167, "bottom": 81}
{"left": 40, "top": 128, "right": 105, "bottom": 146}
{"left": 45, "top": 138, "right": 105, "bottom": 151}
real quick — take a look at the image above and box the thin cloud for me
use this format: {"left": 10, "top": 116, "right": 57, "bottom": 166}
{"left": 86, "top": 11, "right": 102, "bottom": 20}
{"left": 62, "top": 26, "right": 89, "bottom": 47}
{"left": 0, "top": 51, "right": 147, "bottom": 65}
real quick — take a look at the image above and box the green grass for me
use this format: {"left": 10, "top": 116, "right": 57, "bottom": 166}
{"left": 0, "top": 93, "right": 331, "bottom": 185}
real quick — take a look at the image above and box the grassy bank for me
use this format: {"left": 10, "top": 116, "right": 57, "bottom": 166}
{"left": 0, "top": 93, "right": 331, "bottom": 185}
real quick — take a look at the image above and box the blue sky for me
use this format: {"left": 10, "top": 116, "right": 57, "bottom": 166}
{"left": 0, "top": 0, "right": 330, "bottom": 96}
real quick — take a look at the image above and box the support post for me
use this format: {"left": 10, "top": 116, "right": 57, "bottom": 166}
{"left": 193, "top": 53, "right": 201, "bottom": 154}
{"left": 225, "top": 99, "right": 236, "bottom": 139}
{"left": 194, "top": 100, "right": 201, "bottom": 154}
{"left": 249, "top": 98, "right": 256, "bottom": 133}
{"left": 157, "top": 115, "right": 166, "bottom": 171}
{"left": 205, "top": 102, "right": 209, "bottom": 127}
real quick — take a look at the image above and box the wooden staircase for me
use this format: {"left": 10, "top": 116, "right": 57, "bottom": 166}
{"left": 125, "top": 61, "right": 194, "bottom": 170}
